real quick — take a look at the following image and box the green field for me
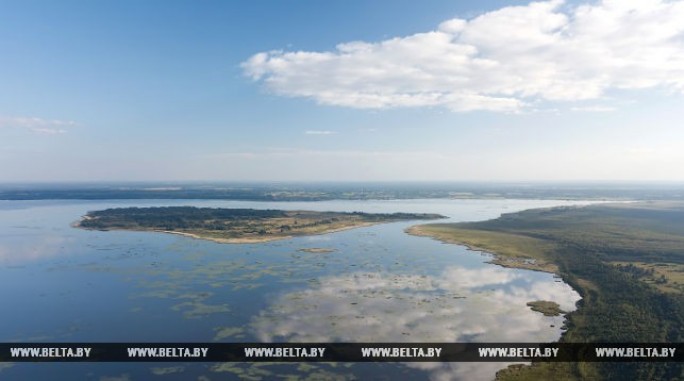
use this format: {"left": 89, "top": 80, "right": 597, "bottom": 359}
{"left": 410, "top": 202, "right": 684, "bottom": 381}
{"left": 406, "top": 225, "right": 558, "bottom": 272}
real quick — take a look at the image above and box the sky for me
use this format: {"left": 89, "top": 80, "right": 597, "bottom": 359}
{"left": 1, "top": 0, "right": 684, "bottom": 182}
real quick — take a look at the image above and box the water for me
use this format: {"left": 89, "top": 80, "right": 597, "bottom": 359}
{"left": 0, "top": 199, "right": 590, "bottom": 380}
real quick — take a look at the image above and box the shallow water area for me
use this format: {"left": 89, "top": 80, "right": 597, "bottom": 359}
{"left": 0, "top": 199, "right": 591, "bottom": 380}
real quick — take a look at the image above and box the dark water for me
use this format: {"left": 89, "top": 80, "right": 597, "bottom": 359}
{"left": 0, "top": 199, "right": 589, "bottom": 380}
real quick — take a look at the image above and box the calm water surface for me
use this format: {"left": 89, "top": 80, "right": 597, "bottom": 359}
{"left": 0, "top": 199, "right": 591, "bottom": 380}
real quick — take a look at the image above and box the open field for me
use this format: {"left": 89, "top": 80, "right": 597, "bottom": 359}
{"left": 610, "top": 261, "right": 684, "bottom": 294}
{"left": 406, "top": 225, "right": 558, "bottom": 273}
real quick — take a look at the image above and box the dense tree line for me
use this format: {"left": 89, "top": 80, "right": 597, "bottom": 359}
{"left": 78, "top": 207, "right": 442, "bottom": 232}
{"left": 554, "top": 245, "right": 683, "bottom": 380}
{"left": 79, "top": 207, "right": 287, "bottom": 230}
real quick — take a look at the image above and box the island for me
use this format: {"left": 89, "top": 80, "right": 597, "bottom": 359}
{"left": 407, "top": 202, "right": 684, "bottom": 381}
{"left": 76, "top": 206, "right": 444, "bottom": 243}
{"left": 298, "top": 247, "right": 336, "bottom": 253}
{"left": 526, "top": 300, "right": 565, "bottom": 316}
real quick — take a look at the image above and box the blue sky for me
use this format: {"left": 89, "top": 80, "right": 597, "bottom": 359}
{"left": 1, "top": 0, "right": 683, "bottom": 182}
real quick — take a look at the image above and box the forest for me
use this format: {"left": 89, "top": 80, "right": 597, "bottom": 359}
{"left": 415, "top": 202, "right": 684, "bottom": 381}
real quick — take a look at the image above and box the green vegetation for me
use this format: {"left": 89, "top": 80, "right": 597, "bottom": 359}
{"left": 406, "top": 225, "right": 558, "bottom": 272}
{"left": 298, "top": 248, "right": 336, "bottom": 253}
{"left": 611, "top": 262, "right": 684, "bottom": 294}
{"left": 410, "top": 202, "right": 684, "bottom": 381}
{"left": 526, "top": 301, "right": 565, "bottom": 316}
{"left": 77, "top": 206, "right": 443, "bottom": 243}
{"left": 150, "top": 366, "right": 184, "bottom": 376}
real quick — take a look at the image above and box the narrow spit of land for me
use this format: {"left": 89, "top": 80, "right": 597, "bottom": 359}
{"left": 407, "top": 202, "right": 684, "bottom": 381}
{"left": 76, "top": 206, "right": 444, "bottom": 243}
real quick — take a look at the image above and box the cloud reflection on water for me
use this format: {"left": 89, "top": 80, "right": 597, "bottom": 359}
{"left": 0, "top": 235, "right": 66, "bottom": 265}
{"left": 252, "top": 265, "right": 580, "bottom": 380}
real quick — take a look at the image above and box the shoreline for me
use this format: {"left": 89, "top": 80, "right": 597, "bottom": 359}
{"left": 405, "top": 225, "right": 558, "bottom": 274}
{"left": 76, "top": 220, "right": 389, "bottom": 244}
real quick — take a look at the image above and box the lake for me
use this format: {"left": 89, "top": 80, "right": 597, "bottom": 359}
{"left": 0, "top": 199, "right": 589, "bottom": 380}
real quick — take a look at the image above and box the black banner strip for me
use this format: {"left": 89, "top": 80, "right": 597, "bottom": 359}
{"left": 0, "top": 343, "right": 682, "bottom": 362}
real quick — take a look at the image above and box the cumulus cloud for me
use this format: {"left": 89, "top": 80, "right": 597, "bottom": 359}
{"left": 0, "top": 116, "right": 75, "bottom": 134}
{"left": 243, "top": 0, "right": 684, "bottom": 112}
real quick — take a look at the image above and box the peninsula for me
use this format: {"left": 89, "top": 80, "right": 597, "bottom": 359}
{"left": 77, "top": 206, "right": 444, "bottom": 243}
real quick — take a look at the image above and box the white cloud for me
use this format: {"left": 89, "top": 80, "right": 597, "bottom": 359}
{"left": 304, "top": 130, "right": 337, "bottom": 135}
{"left": 570, "top": 106, "right": 616, "bottom": 112}
{"left": 0, "top": 116, "right": 75, "bottom": 134}
{"left": 243, "top": 0, "right": 684, "bottom": 112}
{"left": 0, "top": 235, "right": 67, "bottom": 265}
